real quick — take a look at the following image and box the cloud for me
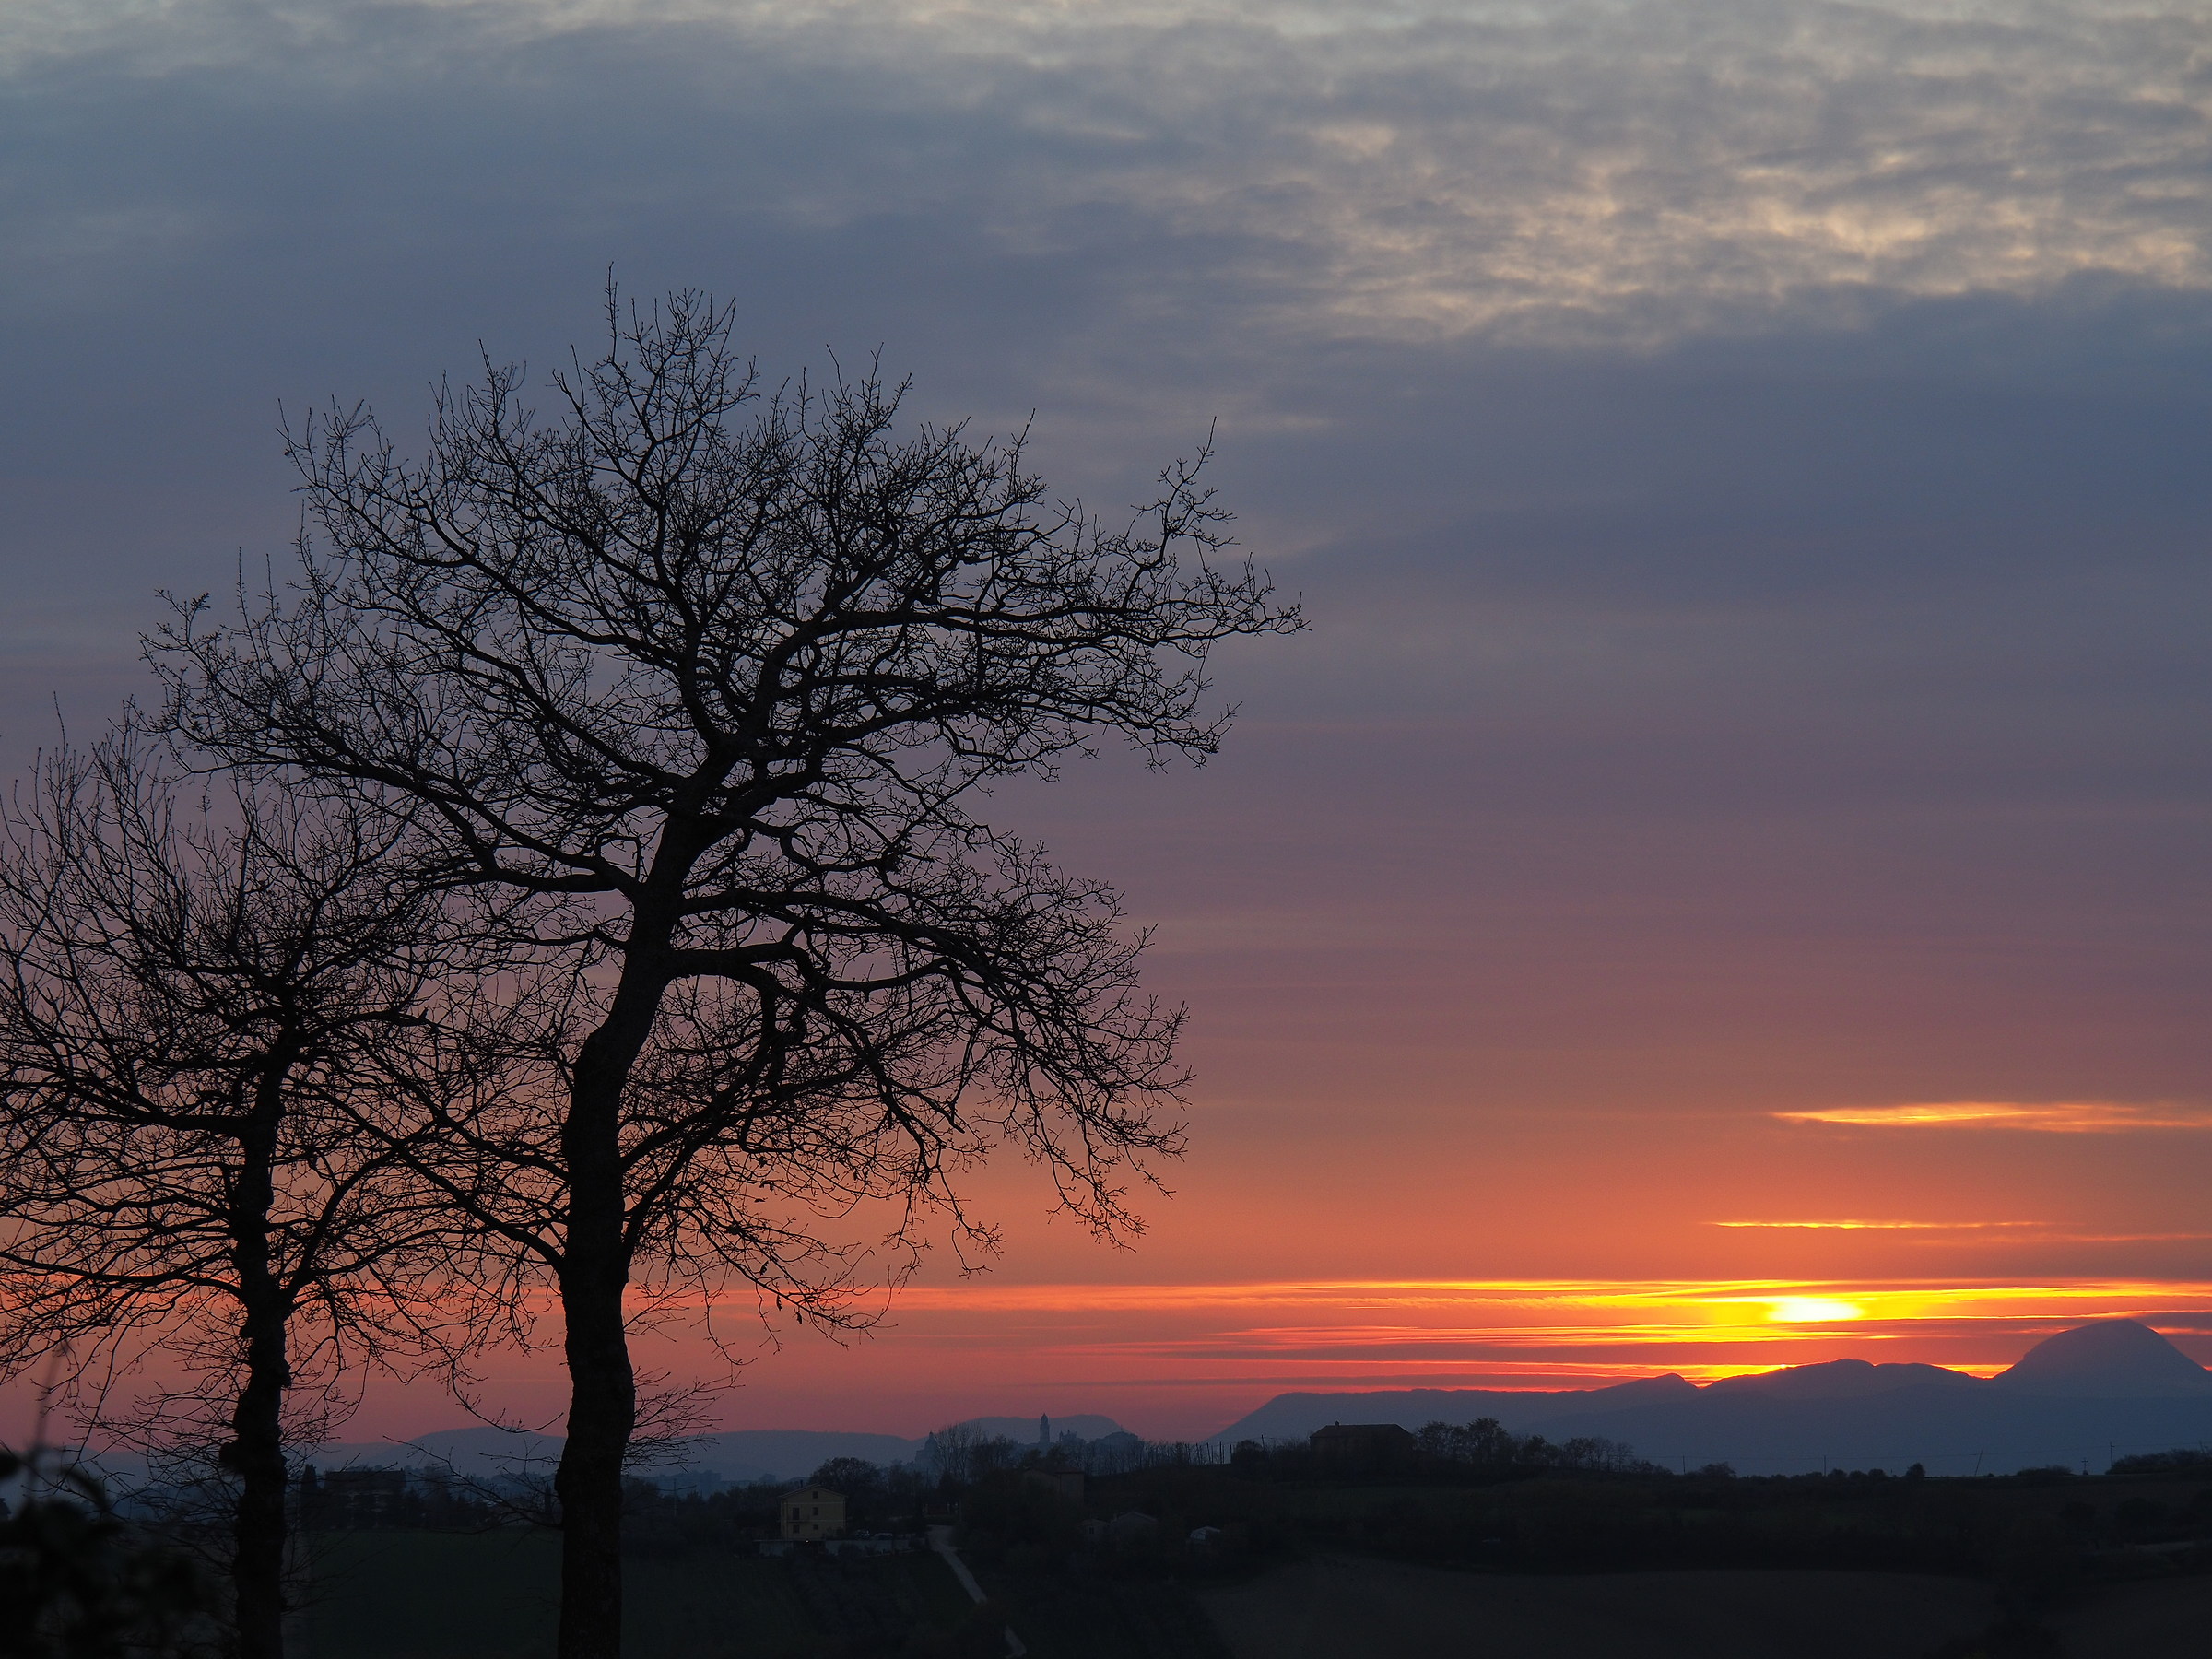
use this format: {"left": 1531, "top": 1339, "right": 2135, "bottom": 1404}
{"left": 1775, "top": 1102, "right": 2212, "bottom": 1132}
{"left": 825, "top": 1276, "right": 2212, "bottom": 1392}
{"left": 1713, "top": 1219, "right": 2049, "bottom": 1230}
{"left": 1713, "top": 1219, "right": 2212, "bottom": 1246}
{"left": 5, "top": 1, "right": 2207, "bottom": 348}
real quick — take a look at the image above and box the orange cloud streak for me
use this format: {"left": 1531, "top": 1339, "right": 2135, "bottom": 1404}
{"left": 1712, "top": 1219, "right": 2048, "bottom": 1230}
{"left": 1774, "top": 1102, "right": 2212, "bottom": 1132}
{"left": 865, "top": 1277, "right": 2212, "bottom": 1374}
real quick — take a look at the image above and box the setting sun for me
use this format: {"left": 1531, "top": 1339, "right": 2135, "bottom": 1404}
{"left": 1762, "top": 1298, "right": 1865, "bottom": 1324}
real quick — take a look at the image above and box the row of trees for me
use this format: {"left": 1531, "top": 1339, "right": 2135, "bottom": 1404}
{"left": 0, "top": 288, "right": 1298, "bottom": 1659}
{"left": 1223, "top": 1419, "right": 1664, "bottom": 1479}
{"left": 913, "top": 1423, "right": 1217, "bottom": 1483}
{"left": 1412, "top": 1418, "right": 1657, "bottom": 1474}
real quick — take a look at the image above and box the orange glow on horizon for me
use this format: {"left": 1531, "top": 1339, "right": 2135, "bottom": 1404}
{"left": 880, "top": 1276, "right": 2212, "bottom": 1319}
{"left": 815, "top": 1277, "right": 2212, "bottom": 1388}
{"left": 26, "top": 1274, "right": 2208, "bottom": 1443}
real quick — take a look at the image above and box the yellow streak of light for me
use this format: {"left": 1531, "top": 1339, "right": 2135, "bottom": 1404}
{"left": 1775, "top": 1102, "right": 2212, "bottom": 1132}
{"left": 1712, "top": 1219, "right": 2047, "bottom": 1230}
{"left": 885, "top": 1278, "right": 2212, "bottom": 1324}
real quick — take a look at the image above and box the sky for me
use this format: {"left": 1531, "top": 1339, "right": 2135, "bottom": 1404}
{"left": 3, "top": 0, "right": 2210, "bottom": 1444}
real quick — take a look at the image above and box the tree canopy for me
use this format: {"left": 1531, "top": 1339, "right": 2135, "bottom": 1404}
{"left": 152, "top": 288, "right": 1300, "bottom": 1658}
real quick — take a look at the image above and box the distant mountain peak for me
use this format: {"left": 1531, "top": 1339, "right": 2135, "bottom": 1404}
{"left": 1202, "top": 1375, "right": 1700, "bottom": 1444}
{"left": 1704, "top": 1358, "right": 1983, "bottom": 1401}
{"left": 1585, "top": 1373, "right": 1703, "bottom": 1407}
{"left": 1994, "top": 1319, "right": 2212, "bottom": 1397}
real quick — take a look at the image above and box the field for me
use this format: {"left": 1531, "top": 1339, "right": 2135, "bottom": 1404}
{"left": 288, "top": 1463, "right": 2212, "bottom": 1659}
{"left": 2052, "top": 1577, "right": 2212, "bottom": 1659}
{"left": 1198, "top": 1557, "right": 1994, "bottom": 1659}
{"left": 963, "top": 1559, "right": 1230, "bottom": 1659}
{"left": 1197, "top": 1555, "right": 2212, "bottom": 1659}
{"left": 300, "top": 1531, "right": 973, "bottom": 1659}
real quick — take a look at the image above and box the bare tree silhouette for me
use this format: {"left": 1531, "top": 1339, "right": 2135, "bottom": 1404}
{"left": 151, "top": 286, "right": 1300, "bottom": 1658}
{"left": 0, "top": 728, "right": 492, "bottom": 1659}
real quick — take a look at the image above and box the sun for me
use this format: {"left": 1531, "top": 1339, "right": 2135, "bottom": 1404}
{"left": 1765, "top": 1297, "right": 1865, "bottom": 1324}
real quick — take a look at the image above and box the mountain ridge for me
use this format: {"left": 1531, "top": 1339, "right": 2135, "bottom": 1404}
{"left": 1205, "top": 1374, "right": 1701, "bottom": 1444}
{"left": 1994, "top": 1318, "right": 2212, "bottom": 1398}
{"left": 1703, "top": 1359, "right": 1984, "bottom": 1401}
{"left": 1199, "top": 1321, "right": 2212, "bottom": 1473}
{"left": 304, "top": 1322, "right": 2212, "bottom": 1483}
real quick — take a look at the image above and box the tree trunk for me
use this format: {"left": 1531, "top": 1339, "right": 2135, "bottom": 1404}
{"left": 228, "top": 1040, "right": 301, "bottom": 1659}
{"left": 228, "top": 1301, "right": 293, "bottom": 1659}
{"left": 553, "top": 986, "right": 659, "bottom": 1659}
{"left": 553, "top": 1242, "right": 634, "bottom": 1659}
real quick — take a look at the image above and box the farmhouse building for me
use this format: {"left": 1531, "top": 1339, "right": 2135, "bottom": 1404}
{"left": 780, "top": 1486, "right": 846, "bottom": 1540}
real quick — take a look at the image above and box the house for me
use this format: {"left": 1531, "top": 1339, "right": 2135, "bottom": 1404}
{"left": 1310, "top": 1422, "right": 1417, "bottom": 1473}
{"left": 780, "top": 1485, "right": 846, "bottom": 1540}
{"left": 321, "top": 1467, "right": 408, "bottom": 1500}
{"left": 314, "top": 1466, "right": 410, "bottom": 1521}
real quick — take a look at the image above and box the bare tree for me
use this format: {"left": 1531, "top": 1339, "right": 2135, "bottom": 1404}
{"left": 0, "top": 729, "right": 487, "bottom": 1659}
{"left": 151, "top": 287, "right": 1300, "bottom": 1659}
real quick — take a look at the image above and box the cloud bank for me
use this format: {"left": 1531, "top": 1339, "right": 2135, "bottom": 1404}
{"left": 6, "top": 0, "right": 2208, "bottom": 345}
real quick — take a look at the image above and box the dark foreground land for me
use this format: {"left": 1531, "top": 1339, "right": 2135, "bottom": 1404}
{"left": 296, "top": 1459, "right": 2212, "bottom": 1658}
{"left": 1200, "top": 1558, "right": 2212, "bottom": 1659}
{"left": 1202, "top": 1559, "right": 1996, "bottom": 1658}
{"left": 2050, "top": 1576, "right": 2212, "bottom": 1658}
{"left": 302, "top": 1532, "right": 983, "bottom": 1659}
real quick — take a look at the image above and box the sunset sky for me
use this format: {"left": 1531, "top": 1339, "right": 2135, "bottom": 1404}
{"left": 4, "top": 0, "right": 2210, "bottom": 1444}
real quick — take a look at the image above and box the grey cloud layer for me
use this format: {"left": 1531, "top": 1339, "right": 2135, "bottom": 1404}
{"left": 1, "top": 0, "right": 2207, "bottom": 1133}
{"left": 3, "top": 0, "right": 2204, "bottom": 712}
{"left": 6, "top": 0, "right": 2209, "bottom": 343}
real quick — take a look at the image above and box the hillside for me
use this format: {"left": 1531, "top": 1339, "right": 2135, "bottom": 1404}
{"left": 1206, "top": 1322, "right": 2212, "bottom": 1475}
{"left": 1207, "top": 1375, "right": 1700, "bottom": 1445}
